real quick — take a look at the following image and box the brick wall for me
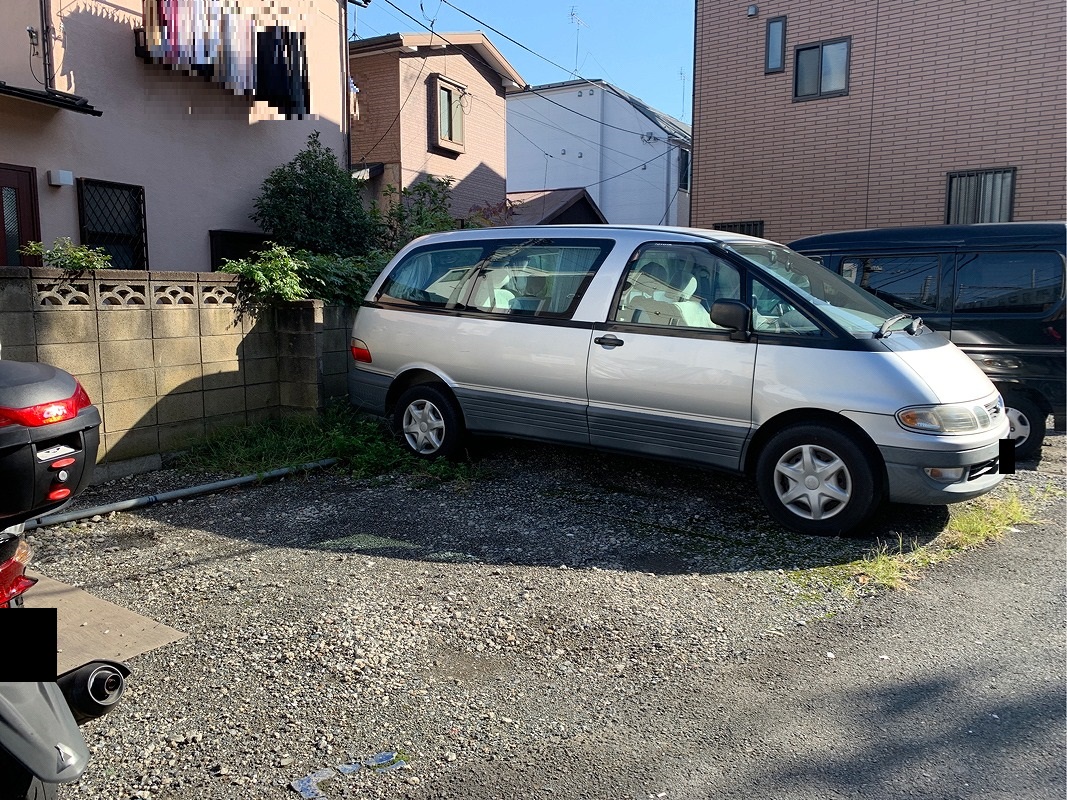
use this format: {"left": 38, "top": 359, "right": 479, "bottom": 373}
{"left": 0, "top": 268, "right": 354, "bottom": 481}
{"left": 350, "top": 46, "right": 508, "bottom": 218}
{"left": 691, "top": 0, "right": 1067, "bottom": 243}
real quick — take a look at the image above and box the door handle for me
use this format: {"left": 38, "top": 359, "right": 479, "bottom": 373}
{"left": 594, "top": 334, "right": 624, "bottom": 347}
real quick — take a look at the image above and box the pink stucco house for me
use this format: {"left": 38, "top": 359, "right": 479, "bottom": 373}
{"left": 1, "top": 0, "right": 354, "bottom": 271}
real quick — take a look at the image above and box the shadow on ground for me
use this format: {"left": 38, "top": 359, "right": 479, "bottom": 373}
{"left": 68, "top": 436, "right": 954, "bottom": 578}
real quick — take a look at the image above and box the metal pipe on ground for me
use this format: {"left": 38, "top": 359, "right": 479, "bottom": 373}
{"left": 24, "top": 459, "right": 340, "bottom": 532}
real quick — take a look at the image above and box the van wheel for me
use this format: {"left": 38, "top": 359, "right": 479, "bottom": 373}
{"left": 756, "top": 424, "right": 882, "bottom": 537}
{"left": 393, "top": 384, "right": 464, "bottom": 460}
{"left": 1002, "top": 391, "right": 1045, "bottom": 460}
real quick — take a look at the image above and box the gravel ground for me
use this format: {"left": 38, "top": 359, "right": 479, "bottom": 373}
{"left": 24, "top": 429, "right": 1065, "bottom": 800}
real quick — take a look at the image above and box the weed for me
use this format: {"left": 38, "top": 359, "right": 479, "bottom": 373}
{"left": 174, "top": 400, "right": 471, "bottom": 482}
{"left": 791, "top": 489, "right": 1040, "bottom": 597}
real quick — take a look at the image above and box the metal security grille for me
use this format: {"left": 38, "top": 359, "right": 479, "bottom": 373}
{"left": 945, "top": 168, "right": 1015, "bottom": 224}
{"left": 714, "top": 220, "right": 765, "bottom": 237}
{"left": 77, "top": 179, "right": 148, "bottom": 270}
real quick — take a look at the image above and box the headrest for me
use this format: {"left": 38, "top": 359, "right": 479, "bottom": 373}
{"left": 676, "top": 275, "right": 698, "bottom": 301}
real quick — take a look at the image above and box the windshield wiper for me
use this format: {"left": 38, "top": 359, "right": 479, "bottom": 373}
{"left": 876, "top": 313, "right": 922, "bottom": 338}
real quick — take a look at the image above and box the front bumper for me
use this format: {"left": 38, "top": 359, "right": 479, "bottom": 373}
{"left": 880, "top": 437, "right": 1006, "bottom": 505}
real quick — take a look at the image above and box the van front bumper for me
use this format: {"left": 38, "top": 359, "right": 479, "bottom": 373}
{"left": 880, "top": 438, "right": 1006, "bottom": 506}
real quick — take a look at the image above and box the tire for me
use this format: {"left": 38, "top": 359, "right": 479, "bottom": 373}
{"left": 392, "top": 384, "right": 464, "bottom": 460}
{"left": 1001, "top": 391, "right": 1046, "bottom": 461}
{"left": 756, "top": 423, "right": 883, "bottom": 537}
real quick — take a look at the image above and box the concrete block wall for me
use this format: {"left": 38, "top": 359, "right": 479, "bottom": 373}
{"left": 0, "top": 268, "right": 355, "bottom": 481}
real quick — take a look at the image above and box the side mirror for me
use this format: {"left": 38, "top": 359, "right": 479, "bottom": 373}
{"left": 711, "top": 299, "right": 752, "bottom": 341}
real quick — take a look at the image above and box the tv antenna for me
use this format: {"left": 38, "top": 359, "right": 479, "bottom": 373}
{"left": 569, "top": 6, "right": 587, "bottom": 75}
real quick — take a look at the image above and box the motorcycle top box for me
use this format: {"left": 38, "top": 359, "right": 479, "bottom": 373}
{"left": 0, "top": 360, "right": 101, "bottom": 529}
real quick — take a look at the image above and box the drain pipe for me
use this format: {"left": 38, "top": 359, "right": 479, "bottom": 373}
{"left": 24, "top": 459, "right": 340, "bottom": 532}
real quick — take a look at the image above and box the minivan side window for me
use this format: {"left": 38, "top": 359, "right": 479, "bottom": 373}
{"left": 751, "top": 277, "right": 821, "bottom": 335}
{"left": 377, "top": 239, "right": 613, "bottom": 319}
{"left": 954, "top": 251, "right": 1064, "bottom": 314}
{"left": 840, "top": 254, "right": 941, "bottom": 312}
{"left": 614, "top": 244, "right": 740, "bottom": 329}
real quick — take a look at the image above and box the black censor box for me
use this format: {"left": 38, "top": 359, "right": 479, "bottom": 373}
{"left": 0, "top": 608, "right": 58, "bottom": 681}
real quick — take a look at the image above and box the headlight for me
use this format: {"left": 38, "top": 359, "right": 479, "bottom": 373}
{"left": 896, "top": 399, "right": 1000, "bottom": 434}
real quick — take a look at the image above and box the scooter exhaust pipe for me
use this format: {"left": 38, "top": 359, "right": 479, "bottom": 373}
{"left": 56, "top": 660, "right": 131, "bottom": 725}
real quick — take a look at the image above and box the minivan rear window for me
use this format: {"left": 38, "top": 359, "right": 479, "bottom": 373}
{"left": 376, "top": 238, "right": 614, "bottom": 319}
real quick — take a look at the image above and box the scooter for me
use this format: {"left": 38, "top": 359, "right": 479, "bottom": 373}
{"left": 0, "top": 663, "right": 130, "bottom": 799}
{"left": 0, "top": 358, "right": 130, "bottom": 798}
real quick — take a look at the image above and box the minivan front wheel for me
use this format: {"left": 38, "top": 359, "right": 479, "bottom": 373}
{"left": 394, "top": 384, "right": 464, "bottom": 460}
{"left": 756, "top": 424, "right": 882, "bottom": 537}
{"left": 1001, "top": 391, "right": 1045, "bottom": 461}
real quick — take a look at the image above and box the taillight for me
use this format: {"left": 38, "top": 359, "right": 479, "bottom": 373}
{"left": 351, "top": 338, "right": 372, "bottom": 364}
{"left": 0, "top": 539, "right": 38, "bottom": 608}
{"left": 0, "top": 381, "right": 92, "bottom": 428}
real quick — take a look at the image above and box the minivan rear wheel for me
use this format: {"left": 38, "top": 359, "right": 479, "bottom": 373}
{"left": 756, "top": 424, "right": 882, "bottom": 537}
{"left": 394, "top": 384, "right": 464, "bottom": 460}
{"left": 1001, "top": 391, "right": 1045, "bottom": 461}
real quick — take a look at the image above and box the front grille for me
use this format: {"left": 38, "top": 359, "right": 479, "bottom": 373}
{"left": 968, "top": 457, "right": 1000, "bottom": 481}
{"left": 985, "top": 399, "right": 1003, "bottom": 424}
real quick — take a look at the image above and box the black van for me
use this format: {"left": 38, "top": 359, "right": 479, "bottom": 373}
{"left": 789, "top": 222, "right": 1065, "bottom": 459}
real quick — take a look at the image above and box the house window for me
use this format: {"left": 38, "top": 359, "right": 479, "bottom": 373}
{"left": 765, "top": 16, "right": 786, "bottom": 73}
{"left": 434, "top": 75, "right": 465, "bottom": 153}
{"left": 77, "top": 178, "right": 148, "bottom": 270}
{"left": 714, "top": 220, "right": 765, "bottom": 237}
{"left": 946, "top": 168, "right": 1015, "bottom": 224}
{"left": 678, "top": 148, "right": 691, "bottom": 192}
{"left": 794, "top": 38, "right": 850, "bottom": 100}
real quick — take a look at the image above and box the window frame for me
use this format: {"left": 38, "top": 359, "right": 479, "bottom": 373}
{"left": 678, "top": 148, "right": 691, "bottom": 192}
{"left": 765, "top": 16, "right": 787, "bottom": 74}
{"left": 76, "top": 178, "right": 148, "bottom": 270}
{"left": 433, "top": 74, "right": 466, "bottom": 154}
{"left": 714, "top": 220, "right": 765, "bottom": 238}
{"left": 945, "top": 168, "right": 1016, "bottom": 224}
{"left": 793, "top": 37, "right": 851, "bottom": 101}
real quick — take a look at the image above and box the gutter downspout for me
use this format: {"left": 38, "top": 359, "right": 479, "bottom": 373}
{"left": 40, "top": 0, "right": 55, "bottom": 90}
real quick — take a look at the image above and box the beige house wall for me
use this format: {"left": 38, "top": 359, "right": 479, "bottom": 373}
{"left": 349, "top": 42, "right": 509, "bottom": 218}
{"left": 691, "top": 0, "right": 1067, "bottom": 244}
{"left": 1, "top": 0, "right": 349, "bottom": 272}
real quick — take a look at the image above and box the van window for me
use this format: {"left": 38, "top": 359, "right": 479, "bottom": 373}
{"left": 954, "top": 251, "right": 1064, "bottom": 314}
{"left": 840, "top": 254, "right": 941, "bottom": 312}
{"left": 752, "top": 277, "right": 821, "bottom": 335}
{"left": 614, "top": 244, "right": 740, "bottom": 328}
{"left": 377, "top": 238, "right": 613, "bottom": 319}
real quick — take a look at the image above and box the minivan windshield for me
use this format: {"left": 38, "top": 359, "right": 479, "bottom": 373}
{"left": 725, "top": 242, "right": 918, "bottom": 337}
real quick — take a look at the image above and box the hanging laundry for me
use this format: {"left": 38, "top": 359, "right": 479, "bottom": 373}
{"left": 254, "top": 26, "right": 310, "bottom": 118}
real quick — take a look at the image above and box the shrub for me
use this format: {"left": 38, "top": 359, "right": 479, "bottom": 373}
{"left": 376, "top": 177, "right": 458, "bottom": 251}
{"left": 18, "top": 237, "right": 112, "bottom": 271}
{"left": 251, "top": 131, "right": 378, "bottom": 257}
{"left": 223, "top": 243, "right": 386, "bottom": 309}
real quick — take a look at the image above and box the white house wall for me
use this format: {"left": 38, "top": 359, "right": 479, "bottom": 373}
{"left": 507, "top": 84, "right": 687, "bottom": 225}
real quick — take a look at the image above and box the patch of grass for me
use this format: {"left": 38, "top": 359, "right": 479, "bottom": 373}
{"left": 174, "top": 400, "right": 473, "bottom": 482}
{"left": 792, "top": 489, "right": 1037, "bottom": 597}
{"left": 941, "top": 489, "right": 1034, "bottom": 549}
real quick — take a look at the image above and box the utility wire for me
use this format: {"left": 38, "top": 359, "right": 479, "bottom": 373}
{"left": 373, "top": 0, "right": 670, "bottom": 139}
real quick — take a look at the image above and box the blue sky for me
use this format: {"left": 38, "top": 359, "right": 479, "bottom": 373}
{"left": 349, "top": 0, "right": 696, "bottom": 124}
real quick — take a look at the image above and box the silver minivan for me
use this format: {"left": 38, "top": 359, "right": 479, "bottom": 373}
{"left": 348, "top": 225, "right": 1010, "bottom": 536}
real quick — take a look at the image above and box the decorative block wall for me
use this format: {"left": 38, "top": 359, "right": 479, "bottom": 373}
{"left": 0, "top": 268, "right": 355, "bottom": 481}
